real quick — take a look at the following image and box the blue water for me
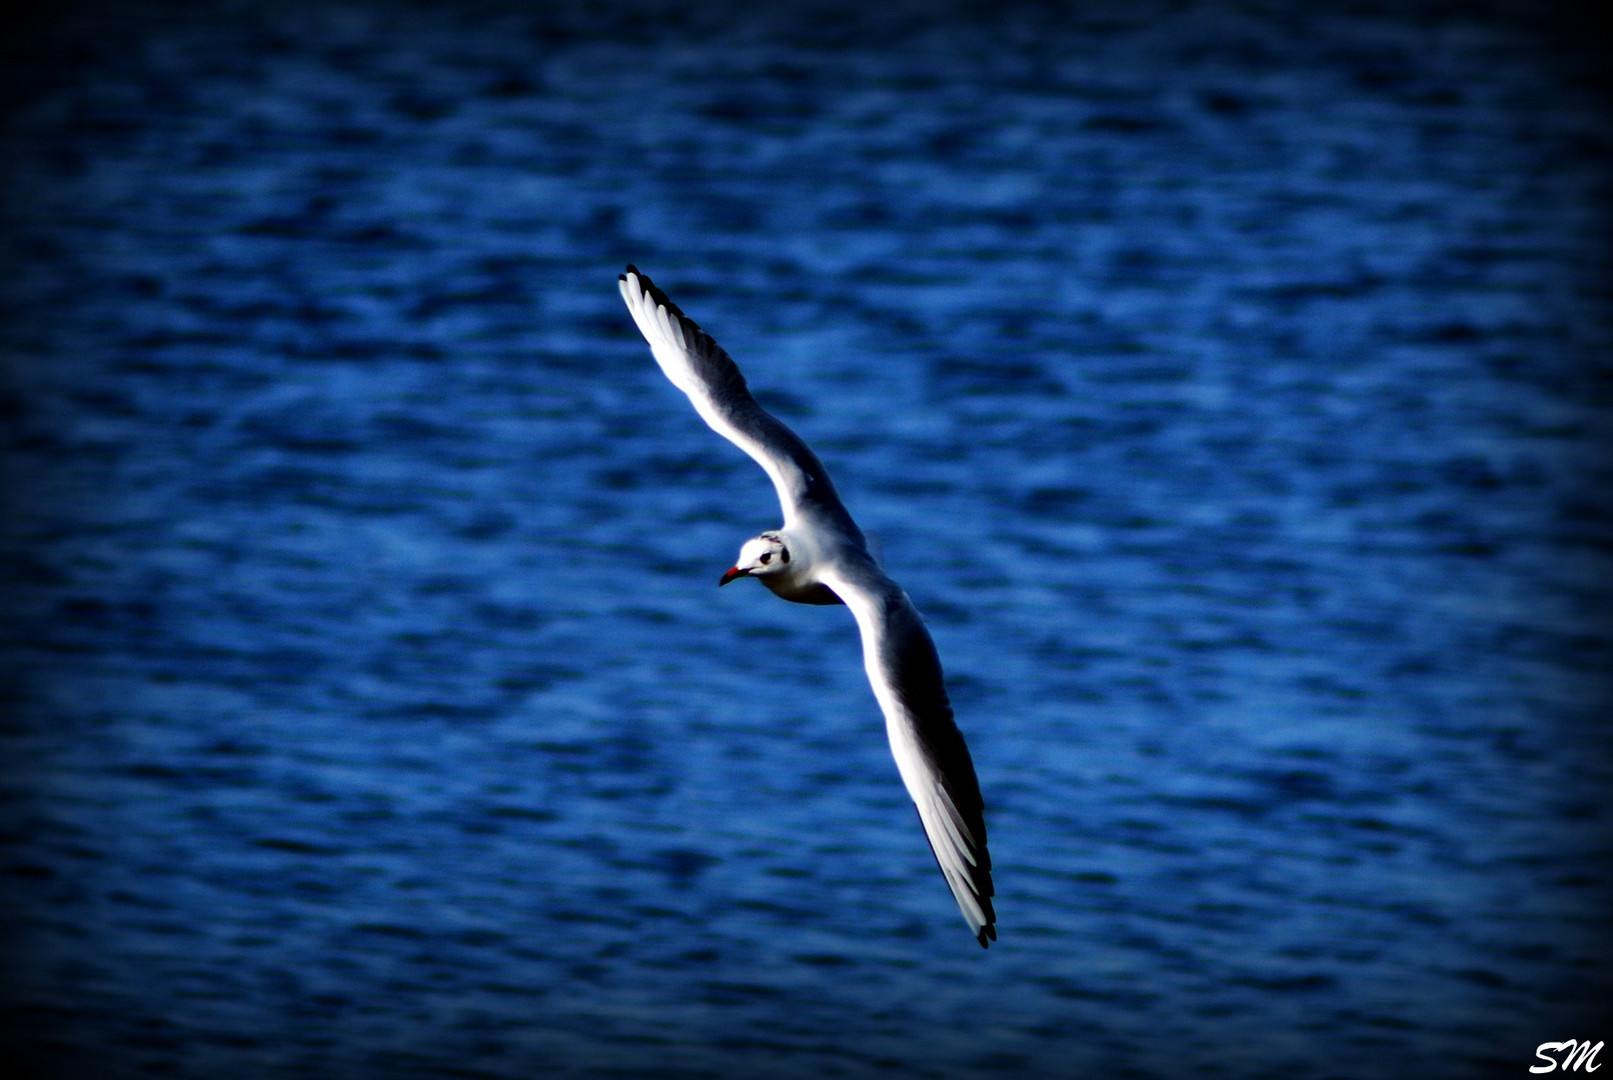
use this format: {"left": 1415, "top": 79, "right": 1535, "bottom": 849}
{"left": 2, "top": 2, "right": 1610, "bottom": 1077}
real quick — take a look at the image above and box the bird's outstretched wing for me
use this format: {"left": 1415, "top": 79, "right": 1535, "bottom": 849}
{"left": 820, "top": 561, "right": 997, "bottom": 947}
{"left": 619, "top": 266, "right": 858, "bottom": 536}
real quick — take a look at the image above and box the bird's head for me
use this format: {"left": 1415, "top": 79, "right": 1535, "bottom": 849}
{"left": 719, "top": 532, "right": 791, "bottom": 586}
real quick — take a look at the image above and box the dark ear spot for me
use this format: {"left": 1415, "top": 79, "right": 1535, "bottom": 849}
{"left": 780, "top": 548, "right": 790, "bottom": 564}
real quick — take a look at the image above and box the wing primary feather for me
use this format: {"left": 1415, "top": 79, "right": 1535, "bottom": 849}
{"left": 823, "top": 562, "right": 997, "bottom": 947}
{"left": 618, "top": 266, "right": 863, "bottom": 540}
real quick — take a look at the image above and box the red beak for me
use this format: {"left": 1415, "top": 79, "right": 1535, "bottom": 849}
{"left": 719, "top": 566, "right": 750, "bottom": 586}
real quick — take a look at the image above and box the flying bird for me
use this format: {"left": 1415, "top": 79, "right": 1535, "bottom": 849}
{"left": 618, "top": 265, "right": 996, "bottom": 947}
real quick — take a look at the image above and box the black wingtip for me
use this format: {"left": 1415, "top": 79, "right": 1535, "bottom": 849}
{"left": 625, "top": 266, "right": 695, "bottom": 327}
{"left": 978, "top": 924, "right": 997, "bottom": 949}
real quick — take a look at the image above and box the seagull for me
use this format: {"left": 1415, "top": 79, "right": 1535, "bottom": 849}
{"left": 619, "top": 265, "right": 996, "bottom": 947}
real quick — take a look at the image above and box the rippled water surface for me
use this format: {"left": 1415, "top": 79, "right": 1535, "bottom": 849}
{"left": 2, "top": 2, "right": 1610, "bottom": 1077}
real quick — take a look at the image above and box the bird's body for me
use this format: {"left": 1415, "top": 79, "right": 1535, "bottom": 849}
{"left": 618, "top": 266, "right": 996, "bottom": 947}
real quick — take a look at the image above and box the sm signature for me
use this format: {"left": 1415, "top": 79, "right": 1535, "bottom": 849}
{"left": 1532, "top": 1040, "right": 1604, "bottom": 1074}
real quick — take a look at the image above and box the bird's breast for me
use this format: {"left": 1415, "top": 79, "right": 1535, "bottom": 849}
{"left": 762, "top": 576, "right": 845, "bottom": 606}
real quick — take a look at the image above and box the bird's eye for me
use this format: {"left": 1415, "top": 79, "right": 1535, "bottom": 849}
{"left": 759, "top": 552, "right": 772, "bottom": 565}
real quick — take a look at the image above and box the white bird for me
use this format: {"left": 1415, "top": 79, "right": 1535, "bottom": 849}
{"left": 618, "top": 265, "right": 996, "bottom": 947}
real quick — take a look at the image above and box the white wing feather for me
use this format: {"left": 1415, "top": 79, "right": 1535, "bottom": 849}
{"left": 822, "top": 566, "right": 997, "bottom": 946}
{"left": 621, "top": 269, "right": 819, "bottom": 528}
